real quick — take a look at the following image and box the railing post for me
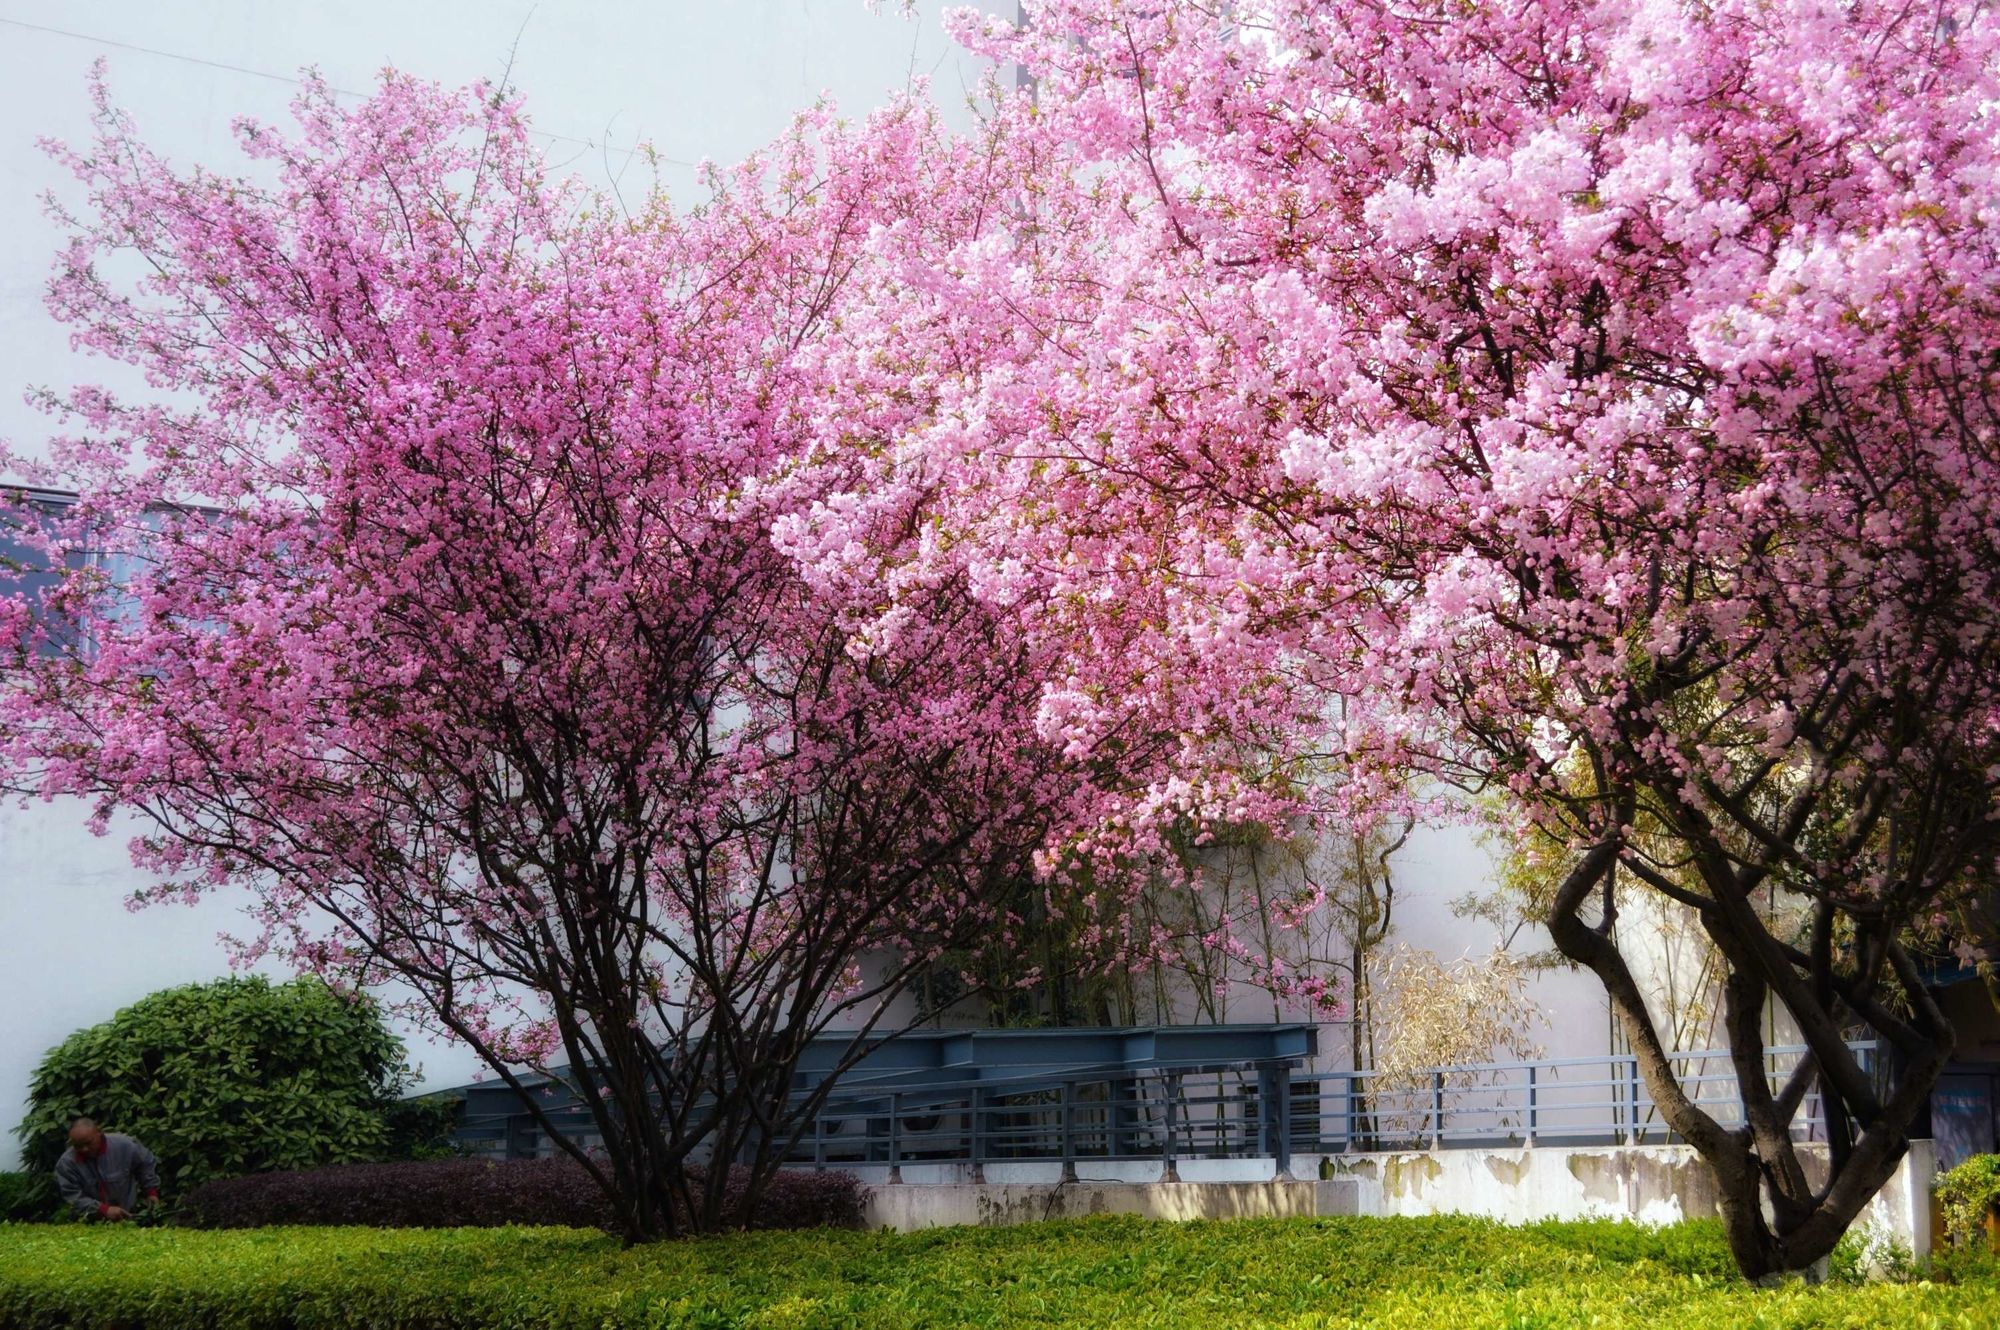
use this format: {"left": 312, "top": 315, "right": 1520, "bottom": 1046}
{"left": 1526, "top": 1064, "right": 1538, "bottom": 1147}
{"left": 1630, "top": 1057, "right": 1644, "bottom": 1144}
{"left": 1431, "top": 1071, "right": 1444, "bottom": 1151}
{"left": 814, "top": 1111, "right": 826, "bottom": 1170}
{"left": 1617, "top": 1055, "right": 1629, "bottom": 1144}
{"left": 1255, "top": 1065, "right": 1273, "bottom": 1162}
{"left": 969, "top": 1088, "right": 986, "bottom": 1184}
{"left": 1111, "top": 1073, "right": 1136, "bottom": 1159}
{"left": 1273, "top": 1063, "right": 1294, "bottom": 1180}
{"left": 1060, "top": 1079, "right": 1079, "bottom": 1183}
{"left": 886, "top": 1094, "right": 903, "bottom": 1185}
{"left": 1345, "top": 1073, "right": 1358, "bottom": 1153}
{"left": 1625, "top": 1056, "right": 1640, "bottom": 1145}
{"left": 1161, "top": 1073, "right": 1182, "bottom": 1183}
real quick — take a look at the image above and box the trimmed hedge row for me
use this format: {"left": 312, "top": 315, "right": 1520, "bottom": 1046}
{"left": 0, "top": 1215, "right": 1997, "bottom": 1329}
{"left": 176, "top": 1157, "right": 865, "bottom": 1233}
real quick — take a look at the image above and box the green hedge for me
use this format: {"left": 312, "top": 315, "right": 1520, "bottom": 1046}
{"left": 0, "top": 1215, "right": 1996, "bottom": 1329}
{"left": 0, "top": 1173, "right": 53, "bottom": 1224}
{"left": 16, "top": 976, "right": 455, "bottom": 1198}
{"left": 1938, "top": 1153, "right": 2000, "bottom": 1246}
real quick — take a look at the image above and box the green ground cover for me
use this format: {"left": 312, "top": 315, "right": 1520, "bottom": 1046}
{"left": 1, "top": 1214, "right": 1995, "bottom": 1329}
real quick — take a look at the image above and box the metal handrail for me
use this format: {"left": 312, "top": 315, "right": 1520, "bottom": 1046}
{"left": 452, "top": 1040, "right": 1883, "bottom": 1177}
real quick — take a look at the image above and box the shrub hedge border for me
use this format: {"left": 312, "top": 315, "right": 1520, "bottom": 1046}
{"left": 1, "top": 1214, "right": 1998, "bottom": 1330}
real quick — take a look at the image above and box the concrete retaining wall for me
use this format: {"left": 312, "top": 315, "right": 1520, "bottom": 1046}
{"left": 847, "top": 1142, "right": 1936, "bottom": 1259}
{"left": 843, "top": 1159, "right": 1277, "bottom": 1187}
{"left": 1318, "top": 1140, "right": 1936, "bottom": 1260}
{"left": 863, "top": 1178, "right": 1359, "bottom": 1231}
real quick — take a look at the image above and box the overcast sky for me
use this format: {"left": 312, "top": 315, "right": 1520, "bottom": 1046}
{"left": 0, "top": 0, "right": 1011, "bottom": 460}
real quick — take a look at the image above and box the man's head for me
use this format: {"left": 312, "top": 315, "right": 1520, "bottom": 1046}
{"left": 67, "top": 1118, "right": 106, "bottom": 1160}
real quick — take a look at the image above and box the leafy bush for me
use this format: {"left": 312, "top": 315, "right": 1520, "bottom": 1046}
{"left": 177, "top": 1157, "right": 864, "bottom": 1233}
{"left": 706, "top": 1165, "right": 866, "bottom": 1231}
{"left": 0, "top": 1171, "right": 55, "bottom": 1223}
{"left": 1937, "top": 1153, "right": 2000, "bottom": 1248}
{"left": 14, "top": 976, "right": 443, "bottom": 1195}
{"left": 0, "top": 1215, "right": 1996, "bottom": 1329}
{"left": 177, "top": 1157, "right": 607, "bottom": 1230}
{"left": 374, "top": 1094, "right": 464, "bottom": 1163}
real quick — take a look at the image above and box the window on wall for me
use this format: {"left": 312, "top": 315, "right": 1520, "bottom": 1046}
{"left": 2, "top": 489, "right": 208, "bottom": 662}
{"left": 0, "top": 489, "right": 88, "bottom": 659}
{"left": 95, "top": 505, "right": 174, "bottom": 638}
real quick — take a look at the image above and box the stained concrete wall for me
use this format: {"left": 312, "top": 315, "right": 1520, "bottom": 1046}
{"left": 848, "top": 1142, "right": 1934, "bottom": 1259}
{"left": 862, "top": 1179, "right": 1358, "bottom": 1232}
{"left": 842, "top": 1159, "right": 1282, "bottom": 1188}
{"left": 1320, "top": 1140, "right": 1936, "bottom": 1260}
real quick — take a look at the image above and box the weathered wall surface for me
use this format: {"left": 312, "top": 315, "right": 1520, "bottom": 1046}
{"left": 862, "top": 1179, "right": 1358, "bottom": 1232}
{"left": 855, "top": 1143, "right": 1935, "bottom": 1261}
{"left": 1321, "top": 1141, "right": 1937, "bottom": 1260}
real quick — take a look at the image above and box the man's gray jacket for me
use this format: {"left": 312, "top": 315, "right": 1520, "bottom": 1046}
{"left": 54, "top": 1134, "right": 160, "bottom": 1218}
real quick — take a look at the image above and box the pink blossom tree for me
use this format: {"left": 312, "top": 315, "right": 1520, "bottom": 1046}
{"left": 808, "top": 0, "right": 2000, "bottom": 1277}
{"left": 0, "top": 74, "right": 1169, "bottom": 1240}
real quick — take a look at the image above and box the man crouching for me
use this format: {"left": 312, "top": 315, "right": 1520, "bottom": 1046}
{"left": 55, "top": 1118, "right": 160, "bottom": 1221}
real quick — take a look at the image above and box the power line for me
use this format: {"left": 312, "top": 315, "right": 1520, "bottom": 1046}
{"left": 1, "top": 15, "right": 350, "bottom": 92}
{"left": 0, "top": 15, "right": 698, "bottom": 168}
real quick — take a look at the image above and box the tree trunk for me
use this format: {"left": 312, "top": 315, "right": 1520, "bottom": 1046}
{"left": 1705, "top": 1128, "right": 1907, "bottom": 1282}
{"left": 1543, "top": 834, "right": 1949, "bottom": 1282}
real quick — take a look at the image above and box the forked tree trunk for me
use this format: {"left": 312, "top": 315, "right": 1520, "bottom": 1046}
{"left": 1545, "top": 837, "right": 1954, "bottom": 1282}
{"left": 1695, "top": 1079, "right": 1914, "bottom": 1281}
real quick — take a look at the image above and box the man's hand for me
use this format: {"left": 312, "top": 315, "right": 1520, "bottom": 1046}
{"left": 100, "top": 1205, "right": 131, "bottom": 1221}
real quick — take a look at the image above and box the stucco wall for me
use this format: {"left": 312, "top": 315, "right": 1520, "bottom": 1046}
{"left": 1323, "top": 1140, "right": 1937, "bottom": 1262}
{"left": 835, "top": 1144, "right": 1934, "bottom": 1260}
{"left": 862, "top": 1179, "right": 1358, "bottom": 1231}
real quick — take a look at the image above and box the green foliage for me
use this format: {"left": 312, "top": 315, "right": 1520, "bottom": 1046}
{"left": 1937, "top": 1154, "right": 2000, "bottom": 1247}
{"left": 1517, "top": 1216, "right": 1741, "bottom": 1279}
{"left": 374, "top": 1094, "right": 463, "bottom": 1163}
{"left": 0, "top": 1216, "right": 1996, "bottom": 1327}
{"left": 0, "top": 1171, "right": 56, "bottom": 1223}
{"left": 14, "top": 976, "right": 440, "bottom": 1196}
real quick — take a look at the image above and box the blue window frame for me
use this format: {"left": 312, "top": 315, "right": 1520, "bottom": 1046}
{"left": 0, "top": 489, "right": 88, "bottom": 659}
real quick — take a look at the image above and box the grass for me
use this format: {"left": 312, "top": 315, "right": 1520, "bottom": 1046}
{"left": 1, "top": 1213, "right": 1997, "bottom": 1328}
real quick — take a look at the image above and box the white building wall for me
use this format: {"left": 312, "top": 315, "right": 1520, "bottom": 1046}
{"left": 1389, "top": 821, "right": 1610, "bottom": 1064}
{"left": 1328, "top": 1140, "right": 1936, "bottom": 1266}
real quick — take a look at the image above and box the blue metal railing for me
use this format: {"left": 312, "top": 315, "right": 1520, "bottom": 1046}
{"left": 452, "top": 1040, "right": 1881, "bottom": 1178}
{"left": 784, "top": 1058, "right": 1301, "bottom": 1181}
{"left": 774, "top": 1041, "right": 1879, "bottom": 1179}
{"left": 1287, "top": 1042, "right": 1879, "bottom": 1153}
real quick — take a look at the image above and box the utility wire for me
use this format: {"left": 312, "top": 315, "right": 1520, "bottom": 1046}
{"left": 0, "top": 15, "right": 697, "bottom": 168}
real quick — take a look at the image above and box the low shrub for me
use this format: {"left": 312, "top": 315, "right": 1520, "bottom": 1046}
{"left": 0, "top": 1215, "right": 1997, "bottom": 1329}
{"left": 177, "top": 1157, "right": 609, "bottom": 1231}
{"left": 1937, "top": 1153, "right": 2000, "bottom": 1247}
{"left": 719, "top": 1164, "right": 866, "bottom": 1230}
{"left": 1520, "top": 1216, "right": 1740, "bottom": 1279}
{"left": 17, "top": 976, "right": 444, "bottom": 1196}
{"left": 176, "top": 1157, "right": 864, "bottom": 1233}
